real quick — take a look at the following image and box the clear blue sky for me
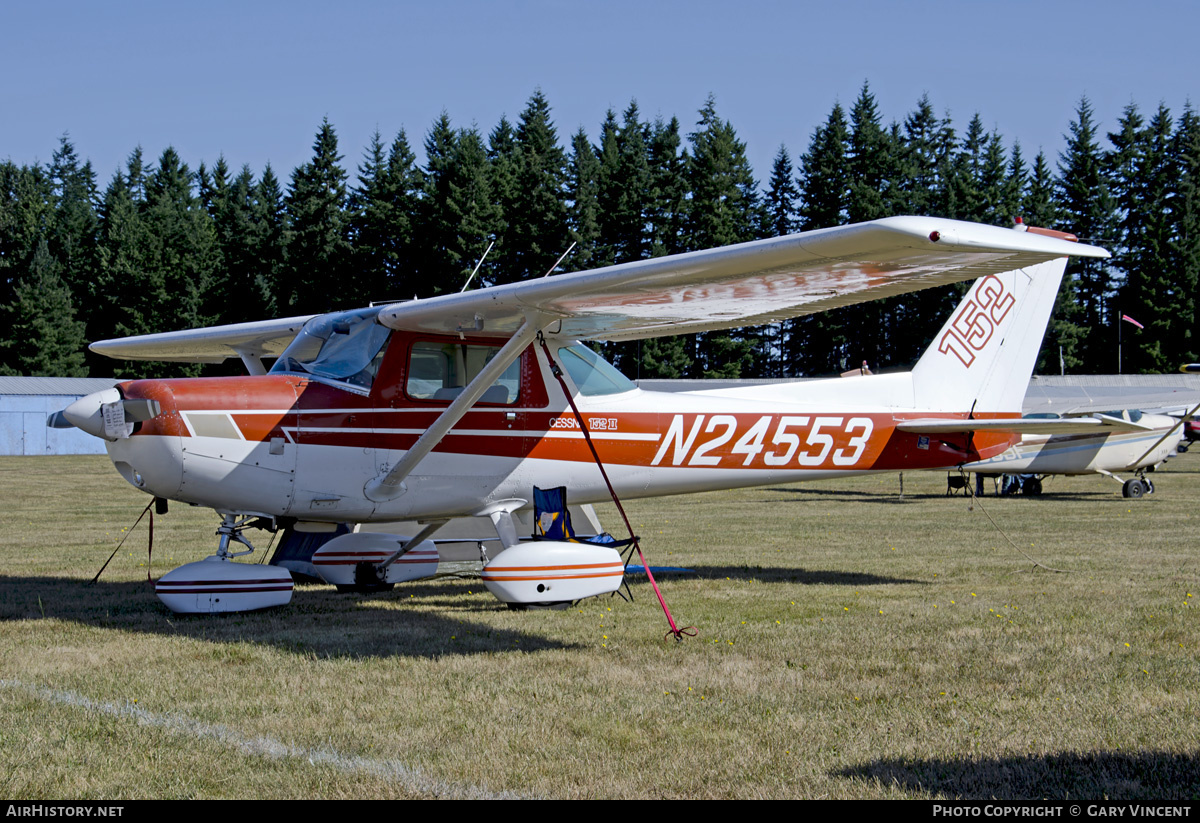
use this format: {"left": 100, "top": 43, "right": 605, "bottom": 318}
{"left": 2, "top": 0, "right": 1197, "bottom": 188}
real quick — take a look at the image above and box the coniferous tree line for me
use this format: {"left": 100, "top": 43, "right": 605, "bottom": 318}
{"left": 2, "top": 85, "right": 1198, "bottom": 380}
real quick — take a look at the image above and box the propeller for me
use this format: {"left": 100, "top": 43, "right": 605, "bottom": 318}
{"left": 46, "top": 388, "right": 160, "bottom": 441}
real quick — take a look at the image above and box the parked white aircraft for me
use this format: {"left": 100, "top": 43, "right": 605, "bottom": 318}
{"left": 51, "top": 217, "right": 1111, "bottom": 613}
{"left": 960, "top": 408, "right": 1184, "bottom": 498}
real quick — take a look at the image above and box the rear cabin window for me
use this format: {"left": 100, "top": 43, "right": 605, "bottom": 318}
{"left": 556, "top": 344, "right": 636, "bottom": 396}
{"left": 406, "top": 341, "right": 520, "bottom": 405}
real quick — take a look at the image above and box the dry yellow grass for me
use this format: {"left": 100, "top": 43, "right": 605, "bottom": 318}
{"left": 1, "top": 455, "right": 1197, "bottom": 798}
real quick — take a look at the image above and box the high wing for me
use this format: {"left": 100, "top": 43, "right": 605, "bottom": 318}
{"left": 89, "top": 216, "right": 1107, "bottom": 363}
{"left": 1022, "top": 382, "right": 1200, "bottom": 418}
{"left": 377, "top": 216, "right": 1106, "bottom": 340}
{"left": 90, "top": 314, "right": 314, "bottom": 364}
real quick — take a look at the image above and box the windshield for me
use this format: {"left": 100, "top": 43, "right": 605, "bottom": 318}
{"left": 1098, "top": 409, "right": 1144, "bottom": 423}
{"left": 557, "top": 344, "right": 636, "bottom": 396}
{"left": 270, "top": 307, "right": 391, "bottom": 392}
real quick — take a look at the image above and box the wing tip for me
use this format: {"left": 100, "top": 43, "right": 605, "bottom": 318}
{"left": 873, "top": 215, "right": 1109, "bottom": 259}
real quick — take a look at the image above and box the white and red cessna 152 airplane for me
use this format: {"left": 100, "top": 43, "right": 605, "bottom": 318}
{"left": 51, "top": 216, "right": 1117, "bottom": 614}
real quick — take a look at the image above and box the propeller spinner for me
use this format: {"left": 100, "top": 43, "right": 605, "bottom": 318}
{"left": 47, "top": 388, "right": 160, "bottom": 441}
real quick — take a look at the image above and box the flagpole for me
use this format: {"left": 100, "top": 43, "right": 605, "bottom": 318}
{"left": 1118, "top": 314, "right": 1145, "bottom": 373}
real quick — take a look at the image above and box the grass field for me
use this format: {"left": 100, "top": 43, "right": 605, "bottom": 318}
{"left": 1, "top": 455, "right": 1197, "bottom": 799}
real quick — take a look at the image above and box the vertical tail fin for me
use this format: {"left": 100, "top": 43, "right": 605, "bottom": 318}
{"left": 911, "top": 257, "right": 1067, "bottom": 414}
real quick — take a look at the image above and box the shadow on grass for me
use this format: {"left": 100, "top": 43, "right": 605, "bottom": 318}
{"left": 759, "top": 487, "right": 1121, "bottom": 504}
{"left": 760, "top": 486, "right": 919, "bottom": 503}
{"left": 838, "top": 750, "right": 1200, "bottom": 799}
{"left": 0, "top": 575, "right": 578, "bottom": 660}
{"left": 689, "top": 565, "right": 923, "bottom": 586}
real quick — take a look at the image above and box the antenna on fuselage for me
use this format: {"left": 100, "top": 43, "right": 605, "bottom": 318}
{"left": 459, "top": 240, "right": 495, "bottom": 293}
{"left": 541, "top": 241, "right": 577, "bottom": 277}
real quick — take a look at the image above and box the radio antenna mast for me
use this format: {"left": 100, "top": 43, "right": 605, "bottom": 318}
{"left": 460, "top": 240, "right": 495, "bottom": 293}
{"left": 541, "top": 241, "right": 577, "bottom": 277}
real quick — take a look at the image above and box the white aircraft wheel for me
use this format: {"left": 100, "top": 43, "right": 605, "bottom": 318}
{"left": 1122, "top": 479, "right": 1145, "bottom": 499}
{"left": 1146, "top": 479, "right": 1155, "bottom": 494}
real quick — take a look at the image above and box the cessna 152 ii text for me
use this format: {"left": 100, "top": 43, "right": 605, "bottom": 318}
{"left": 51, "top": 216, "right": 1115, "bottom": 614}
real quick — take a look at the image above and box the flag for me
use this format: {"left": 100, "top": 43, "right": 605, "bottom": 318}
{"left": 1121, "top": 314, "right": 1144, "bottom": 329}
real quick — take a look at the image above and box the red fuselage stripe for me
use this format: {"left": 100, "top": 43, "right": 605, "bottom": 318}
{"left": 314, "top": 558, "right": 437, "bottom": 565}
{"left": 487, "top": 563, "right": 624, "bottom": 572}
{"left": 157, "top": 579, "right": 292, "bottom": 587}
{"left": 481, "top": 571, "right": 624, "bottom": 581}
{"left": 156, "top": 585, "right": 294, "bottom": 593}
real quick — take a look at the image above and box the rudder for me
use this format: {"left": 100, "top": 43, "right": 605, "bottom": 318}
{"left": 911, "top": 257, "right": 1067, "bottom": 414}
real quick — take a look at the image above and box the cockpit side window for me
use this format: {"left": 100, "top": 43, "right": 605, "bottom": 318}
{"left": 406, "top": 341, "right": 520, "bottom": 405}
{"left": 270, "top": 307, "right": 391, "bottom": 393}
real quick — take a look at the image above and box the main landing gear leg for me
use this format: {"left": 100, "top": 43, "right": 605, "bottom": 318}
{"left": 347, "top": 561, "right": 395, "bottom": 593}
{"left": 1137, "top": 470, "right": 1154, "bottom": 496}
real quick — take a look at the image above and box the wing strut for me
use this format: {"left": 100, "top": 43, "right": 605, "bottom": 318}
{"left": 535, "top": 331, "right": 696, "bottom": 643}
{"left": 378, "top": 520, "right": 448, "bottom": 570}
{"left": 1128, "top": 399, "right": 1200, "bottom": 469}
{"left": 364, "top": 315, "right": 544, "bottom": 503}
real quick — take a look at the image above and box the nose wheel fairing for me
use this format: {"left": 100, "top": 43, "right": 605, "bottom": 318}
{"left": 155, "top": 556, "right": 294, "bottom": 614}
{"left": 155, "top": 514, "right": 294, "bottom": 614}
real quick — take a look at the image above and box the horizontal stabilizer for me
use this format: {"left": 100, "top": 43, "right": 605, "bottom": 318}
{"left": 897, "top": 415, "right": 1154, "bottom": 436}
